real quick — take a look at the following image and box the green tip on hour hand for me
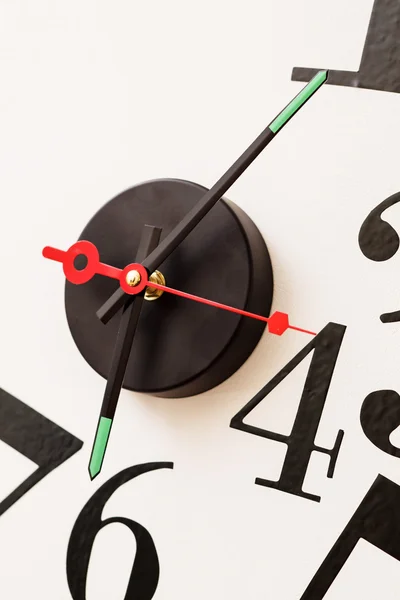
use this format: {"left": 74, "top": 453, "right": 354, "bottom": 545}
{"left": 96, "top": 70, "right": 328, "bottom": 325}
{"left": 89, "top": 416, "right": 112, "bottom": 480}
{"left": 88, "top": 225, "right": 162, "bottom": 480}
{"left": 88, "top": 293, "right": 144, "bottom": 480}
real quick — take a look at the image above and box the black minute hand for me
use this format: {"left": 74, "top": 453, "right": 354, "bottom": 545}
{"left": 97, "top": 70, "right": 328, "bottom": 324}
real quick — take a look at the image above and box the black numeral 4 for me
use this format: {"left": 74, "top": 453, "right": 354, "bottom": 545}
{"left": 231, "top": 323, "right": 346, "bottom": 502}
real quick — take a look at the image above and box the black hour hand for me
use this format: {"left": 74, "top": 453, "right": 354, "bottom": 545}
{"left": 88, "top": 225, "right": 162, "bottom": 480}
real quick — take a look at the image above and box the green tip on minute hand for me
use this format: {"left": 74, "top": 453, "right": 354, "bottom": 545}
{"left": 269, "top": 70, "right": 328, "bottom": 133}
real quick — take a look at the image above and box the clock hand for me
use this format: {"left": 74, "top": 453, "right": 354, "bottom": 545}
{"left": 89, "top": 296, "right": 143, "bottom": 481}
{"left": 96, "top": 70, "right": 328, "bottom": 325}
{"left": 133, "top": 280, "right": 316, "bottom": 336}
{"left": 43, "top": 241, "right": 315, "bottom": 336}
{"left": 43, "top": 241, "right": 148, "bottom": 293}
{"left": 380, "top": 310, "right": 400, "bottom": 323}
{"left": 72, "top": 225, "right": 161, "bottom": 480}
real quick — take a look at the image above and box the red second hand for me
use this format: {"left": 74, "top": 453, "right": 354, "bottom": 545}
{"left": 43, "top": 241, "right": 316, "bottom": 337}
{"left": 146, "top": 281, "right": 316, "bottom": 336}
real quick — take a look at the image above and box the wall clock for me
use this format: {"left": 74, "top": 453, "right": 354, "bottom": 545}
{"left": 1, "top": 1, "right": 400, "bottom": 599}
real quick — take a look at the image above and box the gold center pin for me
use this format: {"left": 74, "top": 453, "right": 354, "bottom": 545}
{"left": 125, "top": 270, "right": 141, "bottom": 287}
{"left": 124, "top": 269, "right": 165, "bottom": 301}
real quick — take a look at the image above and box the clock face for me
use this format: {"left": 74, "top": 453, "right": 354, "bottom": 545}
{"left": 1, "top": 1, "right": 400, "bottom": 599}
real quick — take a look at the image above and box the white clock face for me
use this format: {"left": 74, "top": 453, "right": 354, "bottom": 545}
{"left": 1, "top": 0, "right": 400, "bottom": 598}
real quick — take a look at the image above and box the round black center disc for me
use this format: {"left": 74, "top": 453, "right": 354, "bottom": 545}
{"left": 65, "top": 179, "right": 273, "bottom": 397}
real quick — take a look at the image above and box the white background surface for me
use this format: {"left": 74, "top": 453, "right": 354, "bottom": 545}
{"left": 1, "top": 0, "right": 400, "bottom": 598}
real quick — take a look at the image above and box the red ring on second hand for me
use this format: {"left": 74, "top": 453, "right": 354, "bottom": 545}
{"left": 120, "top": 263, "right": 148, "bottom": 295}
{"left": 63, "top": 241, "right": 100, "bottom": 284}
